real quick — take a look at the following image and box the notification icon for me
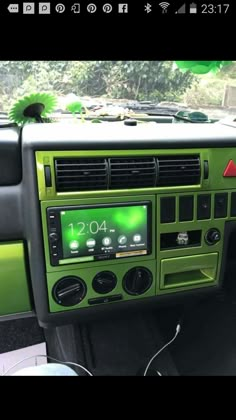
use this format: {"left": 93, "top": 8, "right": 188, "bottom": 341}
{"left": 8, "top": 4, "right": 19, "bottom": 13}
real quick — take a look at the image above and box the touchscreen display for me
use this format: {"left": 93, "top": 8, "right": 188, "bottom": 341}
{"left": 60, "top": 203, "right": 150, "bottom": 262}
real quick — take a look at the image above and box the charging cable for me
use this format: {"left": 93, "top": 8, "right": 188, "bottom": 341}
{"left": 144, "top": 324, "right": 181, "bottom": 376}
{"left": 2, "top": 354, "right": 93, "bottom": 376}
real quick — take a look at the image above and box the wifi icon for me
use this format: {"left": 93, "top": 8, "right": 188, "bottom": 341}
{"left": 159, "top": 2, "right": 170, "bottom": 13}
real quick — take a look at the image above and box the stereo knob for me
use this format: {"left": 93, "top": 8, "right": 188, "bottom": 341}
{"left": 92, "top": 271, "right": 117, "bottom": 294}
{"left": 52, "top": 276, "right": 86, "bottom": 307}
{"left": 205, "top": 229, "right": 221, "bottom": 245}
{"left": 49, "top": 232, "right": 58, "bottom": 242}
{"left": 123, "top": 267, "right": 153, "bottom": 296}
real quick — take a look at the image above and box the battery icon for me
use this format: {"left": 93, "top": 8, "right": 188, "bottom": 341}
{"left": 190, "top": 3, "right": 197, "bottom": 13}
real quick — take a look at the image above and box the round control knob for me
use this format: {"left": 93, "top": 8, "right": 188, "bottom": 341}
{"left": 92, "top": 271, "right": 117, "bottom": 294}
{"left": 52, "top": 276, "right": 86, "bottom": 307}
{"left": 49, "top": 232, "right": 58, "bottom": 242}
{"left": 123, "top": 267, "right": 153, "bottom": 296}
{"left": 205, "top": 229, "right": 221, "bottom": 245}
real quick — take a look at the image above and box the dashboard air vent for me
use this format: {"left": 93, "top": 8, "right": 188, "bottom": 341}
{"left": 109, "top": 157, "right": 157, "bottom": 189}
{"left": 55, "top": 158, "right": 108, "bottom": 192}
{"left": 157, "top": 155, "right": 201, "bottom": 186}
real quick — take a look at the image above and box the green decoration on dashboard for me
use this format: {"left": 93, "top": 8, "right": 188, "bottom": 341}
{"left": 175, "top": 61, "right": 232, "bottom": 74}
{"left": 9, "top": 92, "right": 57, "bottom": 124}
{"left": 175, "top": 110, "right": 209, "bottom": 123}
{"left": 66, "top": 101, "right": 83, "bottom": 114}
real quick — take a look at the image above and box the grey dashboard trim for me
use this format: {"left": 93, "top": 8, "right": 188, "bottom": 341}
{"left": 0, "top": 127, "right": 21, "bottom": 185}
{"left": 0, "top": 311, "right": 35, "bottom": 323}
{"left": 22, "top": 122, "right": 236, "bottom": 150}
{"left": 0, "top": 185, "right": 23, "bottom": 240}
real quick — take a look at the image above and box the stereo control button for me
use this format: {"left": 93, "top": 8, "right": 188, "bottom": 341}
{"left": 49, "top": 232, "right": 58, "bottom": 242}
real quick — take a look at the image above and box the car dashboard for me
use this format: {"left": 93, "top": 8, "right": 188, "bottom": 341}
{"left": 1, "top": 122, "right": 236, "bottom": 327}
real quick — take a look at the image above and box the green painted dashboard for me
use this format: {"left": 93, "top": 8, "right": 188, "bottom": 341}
{"left": 36, "top": 148, "right": 236, "bottom": 200}
{"left": 2, "top": 123, "right": 236, "bottom": 325}
{"left": 35, "top": 148, "right": 236, "bottom": 314}
{"left": 0, "top": 242, "right": 31, "bottom": 317}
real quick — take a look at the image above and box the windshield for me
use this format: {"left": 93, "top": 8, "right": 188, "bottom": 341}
{"left": 1, "top": 61, "right": 236, "bottom": 121}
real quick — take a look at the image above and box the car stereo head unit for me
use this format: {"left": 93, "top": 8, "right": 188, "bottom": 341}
{"left": 47, "top": 202, "right": 152, "bottom": 266}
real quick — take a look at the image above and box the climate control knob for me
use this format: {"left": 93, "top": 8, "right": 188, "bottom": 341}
{"left": 123, "top": 267, "right": 153, "bottom": 296}
{"left": 92, "top": 271, "right": 117, "bottom": 294}
{"left": 53, "top": 276, "right": 86, "bottom": 306}
{"left": 205, "top": 229, "right": 221, "bottom": 245}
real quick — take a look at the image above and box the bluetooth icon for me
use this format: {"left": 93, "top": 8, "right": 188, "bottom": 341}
{"left": 144, "top": 3, "right": 152, "bottom": 13}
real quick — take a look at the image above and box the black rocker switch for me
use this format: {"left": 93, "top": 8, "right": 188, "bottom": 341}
{"left": 44, "top": 165, "right": 52, "bottom": 187}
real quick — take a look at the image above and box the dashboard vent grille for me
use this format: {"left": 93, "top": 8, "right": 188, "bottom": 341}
{"left": 54, "top": 155, "right": 201, "bottom": 192}
{"left": 109, "top": 157, "right": 157, "bottom": 189}
{"left": 55, "top": 158, "right": 108, "bottom": 192}
{"left": 157, "top": 155, "right": 201, "bottom": 186}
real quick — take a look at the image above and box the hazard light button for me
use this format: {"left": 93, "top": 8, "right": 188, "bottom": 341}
{"left": 224, "top": 160, "right": 236, "bottom": 177}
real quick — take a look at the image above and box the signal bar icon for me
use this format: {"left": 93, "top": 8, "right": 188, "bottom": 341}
{"left": 159, "top": 2, "right": 170, "bottom": 13}
{"left": 175, "top": 3, "right": 186, "bottom": 14}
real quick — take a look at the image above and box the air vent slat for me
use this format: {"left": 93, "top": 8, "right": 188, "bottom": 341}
{"left": 159, "top": 160, "right": 198, "bottom": 164}
{"left": 57, "top": 172, "right": 107, "bottom": 178}
{"left": 159, "top": 163, "right": 200, "bottom": 167}
{"left": 159, "top": 170, "right": 199, "bottom": 174}
{"left": 57, "top": 168, "right": 107, "bottom": 172}
{"left": 111, "top": 172, "right": 156, "bottom": 177}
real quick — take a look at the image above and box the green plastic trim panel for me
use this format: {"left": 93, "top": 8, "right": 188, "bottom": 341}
{"left": 0, "top": 242, "right": 31, "bottom": 316}
{"left": 42, "top": 191, "right": 227, "bottom": 312}
{"left": 156, "top": 192, "right": 225, "bottom": 295}
{"left": 48, "top": 261, "right": 156, "bottom": 313}
{"left": 36, "top": 149, "right": 236, "bottom": 313}
{"left": 160, "top": 253, "right": 218, "bottom": 289}
{"left": 36, "top": 148, "right": 236, "bottom": 201}
{"left": 35, "top": 149, "right": 204, "bottom": 200}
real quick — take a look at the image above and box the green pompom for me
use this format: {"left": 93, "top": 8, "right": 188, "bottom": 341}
{"left": 66, "top": 101, "right": 83, "bottom": 114}
{"left": 175, "top": 61, "right": 232, "bottom": 74}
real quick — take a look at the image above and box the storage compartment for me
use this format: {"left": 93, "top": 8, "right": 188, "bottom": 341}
{"left": 0, "top": 242, "right": 32, "bottom": 316}
{"left": 160, "top": 253, "right": 218, "bottom": 289}
{"left": 160, "top": 230, "right": 201, "bottom": 250}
